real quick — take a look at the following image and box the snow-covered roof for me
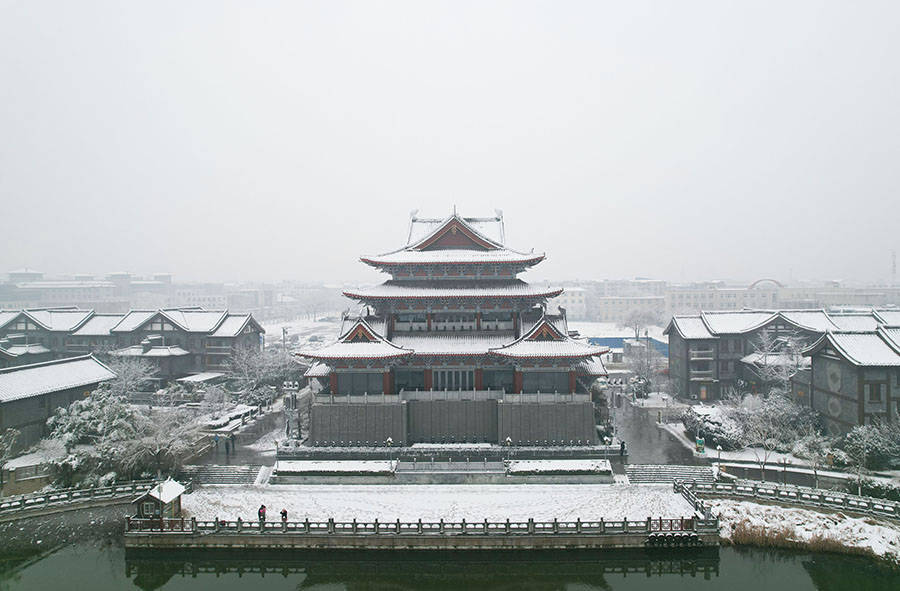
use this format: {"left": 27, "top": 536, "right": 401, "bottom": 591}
{"left": 406, "top": 212, "right": 506, "bottom": 247}
{"left": 344, "top": 280, "right": 562, "bottom": 301}
{"left": 828, "top": 314, "right": 882, "bottom": 331}
{"left": 17, "top": 309, "right": 94, "bottom": 332}
{"left": 71, "top": 314, "right": 126, "bottom": 336}
{"left": 0, "top": 355, "right": 115, "bottom": 403}
{"left": 362, "top": 211, "right": 541, "bottom": 269}
{"left": 574, "top": 356, "right": 608, "bottom": 376}
{"left": 161, "top": 309, "right": 228, "bottom": 332}
{"left": 299, "top": 318, "right": 412, "bottom": 361}
{"left": 391, "top": 334, "right": 511, "bottom": 356}
{"left": 700, "top": 311, "right": 776, "bottom": 334}
{"left": 666, "top": 309, "right": 889, "bottom": 340}
{"left": 874, "top": 309, "right": 900, "bottom": 326}
{"left": 739, "top": 351, "right": 810, "bottom": 368}
{"left": 779, "top": 310, "right": 837, "bottom": 332}
{"left": 664, "top": 316, "right": 715, "bottom": 340}
{"left": 210, "top": 314, "right": 262, "bottom": 337}
{"left": 110, "top": 345, "right": 190, "bottom": 357}
{"left": 0, "top": 343, "right": 51, "bottom": 357}
{"left": 304, "top": 362, "right": 332, "bottom": 378}
{"left": 140, "top": 479, "right": 186, "bottom": 504}
{"left": 489, "top": 319, "right": 606, "bottom": 360}
{"left": 361, "top": 249, "right": 545, "bottom": 266}
{"left": 176, "top": 372, "right": 225, "bottom": 383}
{"left": 804, "top": 331, "right": 900, "bottom": 367}
{"left": 111, "top": 311, "right": 157, "bottom": 332}
{"left": 881, "top": 327, "right": 900, "bottom": 350}
{"left": 0, "top": 311, "right": 19, "bottom": 330}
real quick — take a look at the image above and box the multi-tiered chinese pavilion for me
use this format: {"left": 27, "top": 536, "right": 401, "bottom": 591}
{"left": 300, "top": 211, "right": 606, "bottom": 447}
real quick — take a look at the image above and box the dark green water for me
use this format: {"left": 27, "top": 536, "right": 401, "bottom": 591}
{"left": 2, "top": 542, "right": 899, "bottom": 591}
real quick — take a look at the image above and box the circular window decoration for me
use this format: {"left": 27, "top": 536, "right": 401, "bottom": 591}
{"left": 827, "top": 396, "right": 842, "bottom": 418}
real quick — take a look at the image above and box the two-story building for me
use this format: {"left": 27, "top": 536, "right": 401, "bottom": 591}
{"left": 664, "top": 309, "right": 892, "bottom": 401}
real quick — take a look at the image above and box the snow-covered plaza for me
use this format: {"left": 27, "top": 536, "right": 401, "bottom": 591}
{"left": 181, "top": 483, "right": 695, "bottom": 522}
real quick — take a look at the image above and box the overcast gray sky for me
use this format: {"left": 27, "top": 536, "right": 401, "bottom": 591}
{"left": 1, "top": 1, "right": 897, "bottom": 285}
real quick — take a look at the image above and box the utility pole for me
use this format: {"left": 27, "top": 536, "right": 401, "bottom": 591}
{"left": 282, "top": 327, "right": 288, "bottom": 351}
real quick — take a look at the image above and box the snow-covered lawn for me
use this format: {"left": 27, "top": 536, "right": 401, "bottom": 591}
{"left": 506, "top": 459, "right": 611, "bottom": 475}
{"left": 275, "top": 460, "right": 397, "bottom": 474}
{"left": 181, "top": 483, "right": 695, "bottom": 522}
{"left": 712, "top": 499, "right": 900, "bottom": 562}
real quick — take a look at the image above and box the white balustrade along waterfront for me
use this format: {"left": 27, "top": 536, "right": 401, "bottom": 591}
{"left": 126, "top": 515, "right": 719, "bottom": 536}
{"left": 676, "top": 479, "right": 900, "bottom": 520}
{"left": 0, "top": 480, "right": 190, "bottom": 518}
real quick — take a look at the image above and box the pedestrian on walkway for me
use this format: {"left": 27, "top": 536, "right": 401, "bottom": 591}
{"left": 619, "top": 440, "right": 626, "bottom": 458}
{"left": 280, "top": 508, "right": 288, "bottom": 523}
{"left": 258, "top": 504, "right": 267, "bottom": 525}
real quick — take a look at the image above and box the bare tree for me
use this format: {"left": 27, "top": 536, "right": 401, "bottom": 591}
{"left": 619, "top": 309, "right": 660, "bottom": 340}
{"left": 0, "top": 428, "right": 20, "bottom": 486}
{"left": 743, "top": 412, "right": 781, "bottom": 482}
{"left": 104, "top": 356, "right": 156, "bottom": 397}
{"left": 843, "top": 424, "right": 882, "bottom": 496}
{"left": 749, "top": 328, "right": 806, "bottom": 397}
{"left": 796, "top": 429, "right": 830, "bottom": 489}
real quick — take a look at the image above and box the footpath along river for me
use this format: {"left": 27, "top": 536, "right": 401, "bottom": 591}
{"left": 2, "top": 539, "right": 899, "bottom": 590}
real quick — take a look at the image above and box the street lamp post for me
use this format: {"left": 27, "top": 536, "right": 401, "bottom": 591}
{"left": 386, "top": 437, "right": 394, "bottom": 467}
{"left": 717, "top": 445, "right": 722, "bottom": 463}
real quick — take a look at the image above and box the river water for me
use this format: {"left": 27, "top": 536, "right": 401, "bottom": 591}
{"left": 1, "top": 541, "right": 898, "bottom": 590}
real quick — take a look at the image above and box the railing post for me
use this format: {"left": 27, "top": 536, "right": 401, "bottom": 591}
{"left": 396, "top": 519, "right": 401, "bottom": 534}
{"left": 328, "top": 518, "right": 335, "bottom": 534}
{"left": 505, "top": 518, "right": 510, "bottom": 535}
{"left": 527, "top": 518, "right": 534, "bottom": 534}
{"left": 417, "top": 519, "right": 422, "bottom": 534}
{"left": 576, "top": 518, "right": 582, "bottom": 533}
{"left": 352, "top": 518, "right": 358, "bottom": 533}
{"left": 237, "top": 517, "right": 243, "bottom": 533}
{"left": 600, "top": 518, "right": 605, "bottom": 534}
{"left": 461, "top": 519, "right": 467, "bottom": 535}
{"left": 646, "top": 517, "right": 651, "bottom": 533}
{"left": 553, "top": 518, "right": 558, "bottom": 534}
{"left": 304, "top": 518, "right": 310, "bottom": 533}
{"left": 374, "top": 519, "right": 379, "bottom": 534}
{"left": 214, "top": 517, "right": 220, "bottom": 532}
{"left": 439, "top": 519, "right": 444, "bottom": 534}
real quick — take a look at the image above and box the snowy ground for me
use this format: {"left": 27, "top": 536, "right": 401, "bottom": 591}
{"left": 628, "top": 392, "right": 688, "bottom": 409}
{"left": 712, "top": 499, "right": 900, "bottom": 562}
{"left": 261, "top": 316, "right": 344, "bottom": 350}
{"left": 567, "top": 321, "right": 666, "bottom": 342}
{"left": 181, "top": 483, "right": 695, "bottom": 522}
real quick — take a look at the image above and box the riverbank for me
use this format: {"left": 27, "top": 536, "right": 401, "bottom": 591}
{"left": 712, "top": 498, "right": 900, "bottom": 566}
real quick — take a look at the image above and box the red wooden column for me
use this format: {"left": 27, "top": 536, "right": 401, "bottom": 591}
{"left": 474, "top": 368, "right": 484, "bottom": 390}
{"left": 383, "top": 371, "right": 393, "bottom": 395}
{"left": 426, "top": 313, "right": 432, "bottom": 331}
{"left": 475, "top": 312, "right": 482, "bottom": 330}
{"left": 569, "top": 371, "right": 577, "bottom": 394}
{"left": 513, "top": 370, "right": 523, "bottom": 394}
{"left": 329, "top": 373, "right": 338, "bottom": 394}
{"left": 424, "top": 369, "right": 433, "bottom": 390}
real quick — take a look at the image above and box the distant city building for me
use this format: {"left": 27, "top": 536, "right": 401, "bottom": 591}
{"left": 1, "top": 270, "right": 275, "bottom": 317}
{"left": 0, "top": 308, "right": 265, "bottom": 379}
{"left": 664, "top": 308, "right": 896, "bottom": 404}
{"left": 0, "top": 355, "right": 115, "bottom": 449}
{"left": 548, "top": 286, "right": 588, "bottom": 319}
{"left": 300, "top": 211, "right": 607, "bottom": 447}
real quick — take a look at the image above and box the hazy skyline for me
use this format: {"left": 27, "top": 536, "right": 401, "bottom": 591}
{"left": 1, "top": 1, "right": 898, "bottom": 285}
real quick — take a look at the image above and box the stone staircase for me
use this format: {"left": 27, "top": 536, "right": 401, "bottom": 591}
{"left": 624, "top": 464, "right": 715, "bottom": 485}
{"left": 178, "top": 464, "right": 264, "bottom": 485}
